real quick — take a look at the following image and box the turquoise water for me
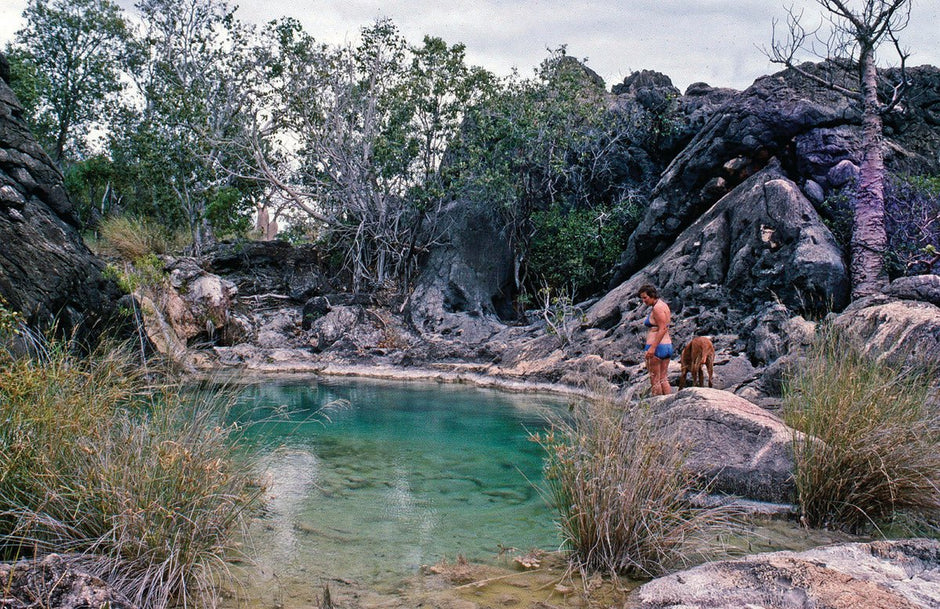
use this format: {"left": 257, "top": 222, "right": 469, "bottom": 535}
{"left": 232, "top": 378, "right": 571, "bottom": 588}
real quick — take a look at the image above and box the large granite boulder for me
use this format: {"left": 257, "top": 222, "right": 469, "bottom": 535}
{"left": 885, "top": 274, "right": 940, "bottom": 307}
{"left": 611, "top": 63, "right": 940, "bottom": 286}
{"left": 584, "top": 160, "right": 848, "bottom": 362}
{"left": 160, "top": 257, "right": 240, "bottom": 345}
{"left": 830, "top": 283, "right": 940, "bottom": 371}
{"left": 651, "top": 387, "right": 800, "bottom": 503}
{"left": 632, "top": 538, "right": 940, "bottom": 609}
{"left": 0, "top": 53, "right": 123, "bottom": 342}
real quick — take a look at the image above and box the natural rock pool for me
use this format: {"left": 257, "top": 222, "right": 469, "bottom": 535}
{"left": 224, "top": 377, "right": 864, "bottom": 608}
{"left": 229, "top": 378, "right": 572, "bottom": 594}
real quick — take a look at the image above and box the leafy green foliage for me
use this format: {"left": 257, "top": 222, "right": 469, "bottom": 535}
{"left": 8, "top": 0, "right": 130, "bottom": 162}
{"left": 112, "top": 0, "right": 263, "bottom": 251}
{"left": 62, "top": 154, "right": 121, "bottom": 225}
{"left": 11, "top": 1, "right": 642, "bottom": 294}
{"left": 103, "top": 255, "right": 166, "bottom": 294}
{"left": 443, "top": 48, "right": 646, "bottom": 299}
{"left": 251, "top": 18, "right": 499, "bottom": 290}
{"left": 529, "top": 198, "right": 638, "bottom": 298}
{"left": 0, "top": 298, "right": 24, "bottom": 339}
{"left": 206, "top": 185, "right": 255, "bottom": 237}
{"left": 819, "top": 186, "right": 854, "bottom": 250}
{"left": 2, "top": 47, "right": 55, "bottom": 146}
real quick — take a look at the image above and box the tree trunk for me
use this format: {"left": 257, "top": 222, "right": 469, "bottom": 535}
{"left": 850, "top": 47, "right": 889, "bottom": 300}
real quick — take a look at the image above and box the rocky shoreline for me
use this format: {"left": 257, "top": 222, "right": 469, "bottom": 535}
{"left": 4, "top": 49, "right": 940, "bottom": 608}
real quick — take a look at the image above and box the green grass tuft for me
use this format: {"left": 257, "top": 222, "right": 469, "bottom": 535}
{"left": 0, "top": 336, "right": 263, "bottom": 609}
{"left": 98, "top": 214, "right": 173, "bottom": 261}
{"left": 536, "top": 396, "right": 740, "bottom": 578}
{"left": 782, "top": 327, "right": 940, "bottom": 533}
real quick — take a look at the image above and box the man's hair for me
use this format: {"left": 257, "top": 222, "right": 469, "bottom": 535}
{"left": 638, "top": 284, "right": 658, "bottom": 299}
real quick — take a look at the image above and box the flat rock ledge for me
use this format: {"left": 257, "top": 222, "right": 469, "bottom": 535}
{"left": 631, "top": 538, "right": 940, "bottom": 609}
{"left": 197, "top": 357, "right": 597, "bottom": 399}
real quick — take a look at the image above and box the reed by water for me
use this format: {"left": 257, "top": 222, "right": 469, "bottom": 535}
{"left": 0, "top": 316, "right": 262, "bottom": 609}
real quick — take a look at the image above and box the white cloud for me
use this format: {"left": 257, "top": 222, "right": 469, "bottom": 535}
{"left": 1, "top": 0, "right": 937, "bottom": 92}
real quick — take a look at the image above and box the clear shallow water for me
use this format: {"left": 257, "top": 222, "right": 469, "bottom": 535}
{"left": 232, "top": 378, "right": 572, "bottom": 589}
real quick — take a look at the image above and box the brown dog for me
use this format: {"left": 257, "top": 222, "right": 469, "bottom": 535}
{"left": 679, "top": 336, "right": 715, "bottom": 388}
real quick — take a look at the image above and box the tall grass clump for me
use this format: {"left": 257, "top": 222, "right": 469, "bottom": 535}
{"left": 97, "top": 214, "right": 174, "bottom": 260}
{"left": 0, "top": 331, "right": 262, "bottom": 609}
{"left": 536, "top": 397, "right": 738, "bottom": 578}
{"left": 782, "top": 327, "right": 940, "bottom": 533}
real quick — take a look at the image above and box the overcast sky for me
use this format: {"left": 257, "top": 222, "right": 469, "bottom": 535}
{"left": 1, "top": 0, "right": 938, "bottom": 92}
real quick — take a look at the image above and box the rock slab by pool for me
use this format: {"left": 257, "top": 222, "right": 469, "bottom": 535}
{"left": 631, "top": 538, "right": 940, "bottom": 609}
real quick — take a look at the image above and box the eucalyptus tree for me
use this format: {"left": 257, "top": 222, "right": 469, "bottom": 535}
{"left": 766, "top": 0, "right": 913, "bottom": 299}
{"left": 115, "top": 0, "right": 259, "bottom": 251}
{"left": 238, "top": 19, "right": 493, "bottom": 292}
{"left": 7, "top": 0, "right": 130, "bottom": 163}
{"left": 443, "top": 49, "right": 629, "bottom": 296}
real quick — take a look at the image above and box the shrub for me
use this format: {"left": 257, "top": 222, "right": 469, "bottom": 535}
{"left": 0, "top": 297, "right": 24, "bottom": 338}
{"left": 782, "top": 328, "right": 940, "bottom": 533}
{"left": 98, "top": 214, "right": 173, "bottom": 260}
{"left": 819, "top": 187, "right": 854, "bottom": 249}
{"left": 528, "top": 197, "right": 637, "bottom": 299}
{"left": 884, "top": 174, "right": 940, "bottom": 277}
{"left": 536, "top": 397, "right": 739, "bottom": 578}
{"left": 0, "top": 337, "right": 262, "bottom": 609}
{"left": 103, "top": 253, "right": 167, "bottom": 294}
{"left": 819, "top": 174, "right": 940, "bottom": 278}
{"left": 533, "top": 284, "right": 585, "bottom": 346}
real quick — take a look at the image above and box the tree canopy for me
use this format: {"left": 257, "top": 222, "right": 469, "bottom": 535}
{"left": 7, "top": 0, "right": 129, "bottom": 163}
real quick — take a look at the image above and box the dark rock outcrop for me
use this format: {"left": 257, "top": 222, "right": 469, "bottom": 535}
{"left": 0, "top": 554, "right": 136, "bottom": 609}
{"left": 409, "top": 197, "right": 515, "bottom": 342}
{"left": 205, "top": 240, "right": 329, "bottom": 302}
{"left": 585, "top": 160, "right": 848, "bottom": 360}
{"left": 611, "top": 63, "right": 940, "bottom": 287}
{"left": 0, "top": 52, "right": 123, "bottom": 343}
